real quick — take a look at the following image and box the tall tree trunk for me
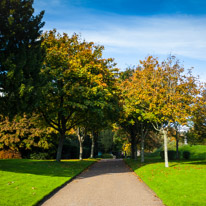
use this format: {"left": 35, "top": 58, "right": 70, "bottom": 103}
{"left": 176, "top": 137, "right": 179, "bottom": 159}
{"left": 56, "top": 132, "right": 65, "bottom": 162}
{"left": 130, "top": 129, "right": 137, "bottom": 159}
{"left": 134, "top": 145, "right": 137, "bottom": 160}
{"left": 141, "top": 124, "right": 148, "bottom": 163}
{"left": 163, "top": 129, "right": 169, "bottom": 167}
{"left": 141, "top": 134, "right": 145, "bottom": 163}
{"left": 175, "top": 126, "right": 179, "bottom": 159}
{"left": 90, "top": 133, "right": 95, "bottom": 158}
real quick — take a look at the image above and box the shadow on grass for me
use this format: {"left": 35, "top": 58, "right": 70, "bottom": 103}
{"left": 124, "top": 157, "right": 164, "bottom": 171}
{"left": 0, "top": 158, "right": 158, "bottom": 179}
{"left": 0, "top": 157, "right": 205, "bottom": 179}
{"left": 0, "top": 159, "right": 95, "bottom": 177}
{"left": 124, "top": 156, "right": 206, "bottom": 171}
{"left": 0, "top": 159, "right": 133, "bottom": 179}
{"left": 180, "top": 160, "right": 206, "bottom": 165}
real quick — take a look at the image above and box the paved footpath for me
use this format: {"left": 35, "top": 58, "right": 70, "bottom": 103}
{"left": 42, "top": 159, "right": 163, "bottom": 206}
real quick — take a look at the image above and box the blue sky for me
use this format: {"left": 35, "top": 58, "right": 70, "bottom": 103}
{"left": 34, "top": 0, "right": 206, "bottom": 82}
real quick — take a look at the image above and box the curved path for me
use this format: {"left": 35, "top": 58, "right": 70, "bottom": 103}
{"left": 42, "top": 159, "right": 163, "bottom": 206}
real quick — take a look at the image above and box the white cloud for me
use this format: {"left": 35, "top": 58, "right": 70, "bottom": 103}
{"left": 34, "top": 0, "right": 206, "bottom": 81}
{"left": 47, "top": 15, "right": 206, "bottom": 59}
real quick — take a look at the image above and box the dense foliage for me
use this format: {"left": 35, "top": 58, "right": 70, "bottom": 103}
{"left": 0, "top": 0, "right": 45, "bottom": 117}
{"left": 186, "top": 88, "right": 206, "bottom": 144}
{"left": 0, "top": 114, "right": 55, "bottom": 157}
{"left": 119, "top": 56, "right": 201, "bottom": 166}
{"left": 39, "top": 30, "right": 119, "bottom": 161}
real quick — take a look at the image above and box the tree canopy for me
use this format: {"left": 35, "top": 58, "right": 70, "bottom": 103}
{"left": 39, "top": 30, "right": 119, "bottom": 161}
{"left": 0, "top": 0, "right": 45, "bottom": 117}
{"left": 121, "top": 56, "right": 200, "bottom": 166}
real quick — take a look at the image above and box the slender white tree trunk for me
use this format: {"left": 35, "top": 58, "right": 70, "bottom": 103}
{"left": 152, "top": 123, "right": 169, "bottom": 167}
{"left": 163, "top": 129, "right": 169, "bottom": 167}
{"left": 90, "top": 134, "right": 94, "bottom": 158}
{"left": 79, "top": 140, "right": 83, "bottom": 160}
{"left": 77, "top": 127, "right": 85, "bottom": 161}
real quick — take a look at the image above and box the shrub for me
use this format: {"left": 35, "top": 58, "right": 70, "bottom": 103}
{"left": 29, "top": 152, "right": 49, "bottom": 160}
{"left": 183, "top": 151, "right": 191, "bottom": 160}
{"left": 101, "top": 153, "right": 113, "bottom": 159}
{"left": 0, "top": 149, "right": 22, "bottom": 159}
{"left": 160, "top": 150, "right": 176, "bottom": 160}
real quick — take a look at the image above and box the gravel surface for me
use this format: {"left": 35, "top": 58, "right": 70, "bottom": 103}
{"left": 41, "top": 159, "right": 163, "bottom": 206}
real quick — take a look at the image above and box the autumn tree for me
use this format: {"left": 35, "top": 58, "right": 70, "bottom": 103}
{"left": 127, "top": 56, "right": 200, "bottom": 167}
{"left": 0, "top": 114, "right": 55, "bottom": 156}
{"left": 39, "top": 30, "right": 119, "bottom": 161}
{"left": 187, "top": 87, "right": 206, "bottom": 144}
{"left": 118, "top": 69, "right": 137, "bottom": 159}
{"left": 0, "top": 0, "right": 45, "bottom": 117}
{"left": 119, "top": 68, "right": 153, "bottom": 161}
{"left": 118, "top": 104, "right": 153, "bottom": 161}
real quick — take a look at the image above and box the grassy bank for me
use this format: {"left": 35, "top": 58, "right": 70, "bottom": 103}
{"left": 179, "top": 145, "right": 206, "bottom": 160}
{"left": 0, "top": 159, "right": 96, "bottom": 206}
{"left": 152, "top": 144, "right": 206, "bottom": 160}
{"left": 125, "top": 157, "right": 206, "bottom": 206}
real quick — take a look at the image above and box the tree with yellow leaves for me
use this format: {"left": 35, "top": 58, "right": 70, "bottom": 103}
{"left": 0, "top": 114, "right": 55, "bottom": 156}
{"left": 123, "top": 56, "right": 200, "bottom": 167}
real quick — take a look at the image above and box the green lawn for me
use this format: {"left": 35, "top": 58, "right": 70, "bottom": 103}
{"left": 0, "top": 159, "right": 96, "bottom": 206}
{"left": 125, "top": 158, "right": 206, "bottom": 206}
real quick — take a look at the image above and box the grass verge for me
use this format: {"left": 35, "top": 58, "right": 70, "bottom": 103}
{"left": 125, "top": 158, "right": 206, "bottom": 206}
{"left": 0, "top": 159, "right": 96, "bottom": 206}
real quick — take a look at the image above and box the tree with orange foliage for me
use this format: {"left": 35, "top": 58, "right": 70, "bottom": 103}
{"left": 187, "top": 87, "right": 206, "bottom": 144}
{"left": 123, "top": 56, "right": 200, "bottom": 167}
{"left": 120, "top": 67, "right": 155, "bottom": 161}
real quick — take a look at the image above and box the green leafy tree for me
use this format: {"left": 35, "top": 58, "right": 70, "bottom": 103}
{"left": 77, "top": 92, "right": 120, "bottom": 159}
{"left": 99, "top": 128, "right": 114, "bottom": 153}
{"left": 39, "top": 30, "right": 119, "bottom": 161}
{"left": 0, "top": 0, "right": 45, "bottom": 116}
{"left": 78, "top": 114, "right": 117, "bottom": 159}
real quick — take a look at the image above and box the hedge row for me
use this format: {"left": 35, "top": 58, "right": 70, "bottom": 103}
{"left": 160, "top": 150, "right": 191, "bottom": 160}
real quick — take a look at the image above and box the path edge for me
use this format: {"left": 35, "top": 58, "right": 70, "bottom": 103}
{"left": 36, "top": 160, "right": 98, "bottom": 206}
{"left": 123, "top": 159, "right": 164, "bottom": 205}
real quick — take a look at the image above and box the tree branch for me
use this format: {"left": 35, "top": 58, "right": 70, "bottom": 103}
{"left": 151, "top": 122, "right": 160, "bottom": 132}
{"left": 39, "top": 109, "right": 59, "bottom": 131}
